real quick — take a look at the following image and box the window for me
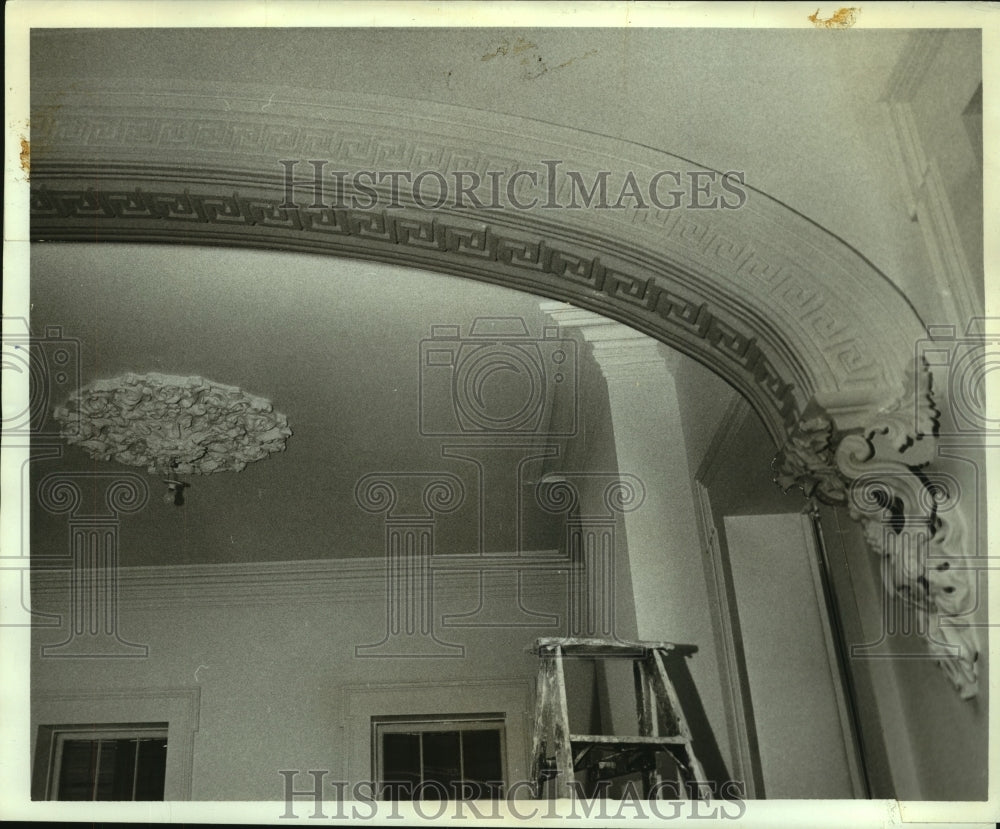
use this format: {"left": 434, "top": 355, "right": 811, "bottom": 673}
{"left": 39, "top": 724, "right": 168, "bottom": 801}
{"left": 373, "top": 715, "right": 506, "bottom": 800}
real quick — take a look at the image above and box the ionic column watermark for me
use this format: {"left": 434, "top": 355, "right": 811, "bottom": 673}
{"left": 36, "top": 471, "right": 149, "bottom": 658}
{"left": 536, "top": 473, "right": 645, "bottom": 641}
{"left": 354, "top": 472, "right": 465, "bottom": 658}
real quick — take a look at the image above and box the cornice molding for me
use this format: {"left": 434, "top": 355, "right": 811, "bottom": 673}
{"left": 540, "top": 300, "right": 669, "bottom": 383}
{"left": 30, "top": 552, "right": 574, "bottom": 609}
{"left": 881, "top": 31, "right": 947, "bottom": 103}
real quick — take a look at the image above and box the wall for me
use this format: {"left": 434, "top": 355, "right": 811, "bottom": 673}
{"left": 903, "top": 30, "right": 984, "bottom": 312}
{"left": 670, "top": 355, "right": 740, "bottom": 477}
{"left": 608, "top": 350, "right": 734, "bottom": 790}
{"left": 30, "top": 565, "right": 565, "bottom": 801}
{"left": 687, "top": 385, "right": 989, "bottom": 801}
{"left": 27, "top": 333, "right": 640, "bottom": 803}
{"left": 554, "top": 329, "right": 735, "bottom": 791}
{"left": 723, "top": 513, "right": 856, "bottom": 798}
{"left": 29, "top": 324, "right": 759, "bottom": 802}
{"left": 814, "top": 386, "right": 990, "bottom": 801}
{"left": 817, "top": 500, "right": 988, "bottom": 800}
{"left": 687, "top": 399, "right": 863, "bottom": 798}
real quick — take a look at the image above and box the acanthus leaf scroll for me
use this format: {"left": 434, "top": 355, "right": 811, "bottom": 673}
{"left": 774, "top": 365, "right": 979, "bottom": 699}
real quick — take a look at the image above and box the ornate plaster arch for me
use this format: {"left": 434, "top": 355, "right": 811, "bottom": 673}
{"left": 27, "top": 79, "right": 978, "bottom": 696}
{"left": 29, "top": 78, "right": 925, "bottom": 438}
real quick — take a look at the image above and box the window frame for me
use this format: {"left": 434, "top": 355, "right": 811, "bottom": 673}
{"left": 38, "top": 722, "right": 169, "bottom": 801}
{"left": 372, "top": 713, "right": 508, "bottom": 800}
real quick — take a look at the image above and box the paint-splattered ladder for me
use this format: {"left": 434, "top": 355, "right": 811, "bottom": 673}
{"left": 530, "top": 637, "right": 711, "bottom": 800}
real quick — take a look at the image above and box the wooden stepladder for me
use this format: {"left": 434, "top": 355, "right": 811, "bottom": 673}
{"left": 530, "top": 637, "right": 712, "bottom": 800}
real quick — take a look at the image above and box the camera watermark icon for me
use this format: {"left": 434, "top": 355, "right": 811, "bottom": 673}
{"left": 419, "top": 317, "right": 577, "bottom": 437}
{"left": 2, "top": 317, "right": 82, "bottom": 437}
{"left": 917, "top": 317, "right": 1000, "bottom": 435}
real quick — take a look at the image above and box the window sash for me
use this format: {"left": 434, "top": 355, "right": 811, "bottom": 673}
{"left": 48, "top": 724, "right": 168, "bottom": 801}
{"left": 373, "top": 715, "right": 507, "bottom": 800}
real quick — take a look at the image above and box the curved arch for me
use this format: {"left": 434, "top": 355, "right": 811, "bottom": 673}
{"left": 29, "top": 79, "right": 926, "bottom": 443}
{"left": 26, "top": 79, "right": 978, "bottom": 697}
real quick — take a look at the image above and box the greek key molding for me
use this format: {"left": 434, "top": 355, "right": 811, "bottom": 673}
{"left": 774, "top": 367, "right": 979, "bottom": 698}
{"left": 31, "top": 184, "right": 801, "bottom": 439}
{"left": 29, "top": 79, "right": 927, "bottom": 442}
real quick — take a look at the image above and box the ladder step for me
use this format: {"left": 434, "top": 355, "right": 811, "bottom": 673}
{"left": 569, "top": 734, "right": 689, "bottom": 746}
{"left": 532, "top": 637, "right": 698, "bottom": 659}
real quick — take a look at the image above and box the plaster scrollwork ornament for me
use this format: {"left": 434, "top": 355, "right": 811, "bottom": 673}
{"left": 774, "top": 366, "right": 980, "bottom": 699}
{"left": 54, "top": 373, "right": 292, "bottom": 482}
{"left": 771, "top": 416, "right": 847, "bottom": 505}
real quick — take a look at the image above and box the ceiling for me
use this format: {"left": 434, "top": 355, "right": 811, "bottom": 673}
{"left": 28, "top": 26, "right": 934, "bottom": 303}
{"left": 29, "top": 242, "right": 647, "bottom": 566}
{"left": 23, "top": 25, "right": 896, "bottom": 568}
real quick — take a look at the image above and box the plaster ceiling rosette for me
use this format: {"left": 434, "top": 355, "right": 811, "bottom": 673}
{"left": 54, "top": 372, "right": 292, "bottom": 475}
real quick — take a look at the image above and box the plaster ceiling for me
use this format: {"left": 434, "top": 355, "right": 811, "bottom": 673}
{"left": 29, "top": 242, "right": 650, "bottom": 566}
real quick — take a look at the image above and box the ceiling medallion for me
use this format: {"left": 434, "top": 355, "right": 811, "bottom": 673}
{"left": 54, "top": 372, "right": 292, "bottom": 504}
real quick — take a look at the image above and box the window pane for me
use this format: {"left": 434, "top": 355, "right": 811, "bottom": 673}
{"left": 55, "top": 735, "right": 167, "bottom": 801}
{"left": 461, "top": 729, "right": 504, "bottom": 798}
{"left": 134, "top": 738, "right": 168, "bottom": 801}
{"left": 420, "top": 730, "right": 461, "bottom": 799}
{"left": 58, "top": 740, "right": 100, "bottom": 800}
{"left": 93, "top": 738, "right": 122, "bottom": 799}
{"left": 381, "top": 732, "right": 421, "bottom": 800}
{"left": 107, "top": 738, "right": 138, "bottom": 800}
{"left": 375, "top": 719, "right": 506, "bottom": 801}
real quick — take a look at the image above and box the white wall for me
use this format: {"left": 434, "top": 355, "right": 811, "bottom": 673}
{"left": 723, "top": 513, "right": 856, "bottom": 798}
{"left": 30, "top": 566, "right": 565, "bottom": 801}
{"left": 817, "top": 488, "right": 989, "bottom": 801}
